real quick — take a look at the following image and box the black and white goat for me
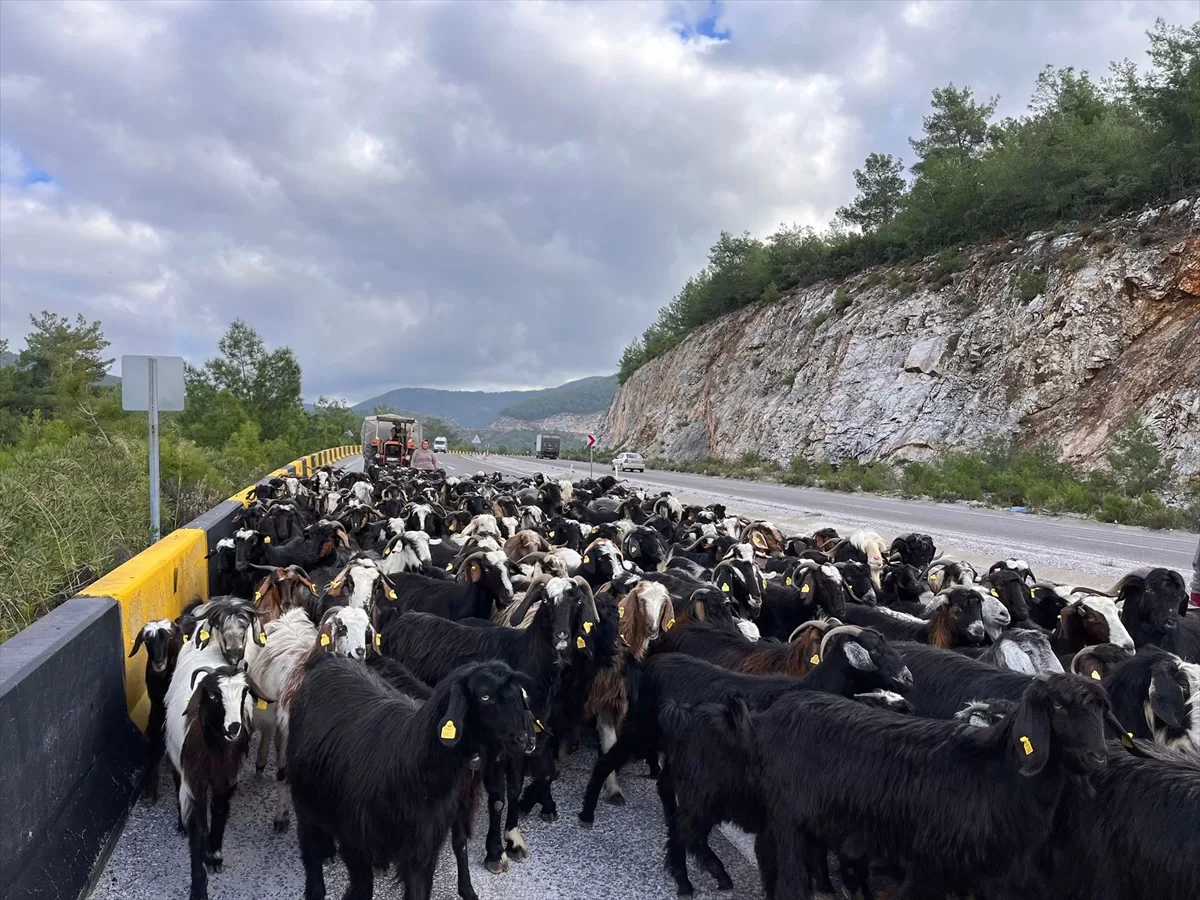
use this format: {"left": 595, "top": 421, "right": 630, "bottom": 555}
{"left": 1102, "top": 645, "right": 1200, "bottom": 754}
{"left": 165, "top": 624, "right": 258, "bottom": 900}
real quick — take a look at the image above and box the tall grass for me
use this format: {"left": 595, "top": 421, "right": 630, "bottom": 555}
{"left": 0, "top": 425, "right": 294, "bottom": 642}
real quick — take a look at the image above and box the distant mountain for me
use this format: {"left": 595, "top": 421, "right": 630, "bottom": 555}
{"left": 0, "top": 351, "right": 17, "bottom": 367}
{"left": 1, "top": 351, "right": 120, "bottom": 387}
{"left": 353, "top": 375, "right": 617, "bottom": 429}
{"left": 497, "top": 375, "right": 618, "bottom": 421}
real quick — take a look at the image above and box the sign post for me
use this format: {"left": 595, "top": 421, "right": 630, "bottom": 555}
{"left": 122, "top": 355, "right": 185, "bottom": 543}
{"left": 586, "top": 433, "right": 597, "bottom": 479}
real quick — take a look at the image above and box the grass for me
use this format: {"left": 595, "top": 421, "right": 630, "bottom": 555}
{"left": 1017, "top": 270, "right": 1048, "bottom": 302}
{"left": 0, "top": 428, "right": 298, "bottom": 642}
{"left": 640, "top": 439, "right": 1200, "bottom": 532}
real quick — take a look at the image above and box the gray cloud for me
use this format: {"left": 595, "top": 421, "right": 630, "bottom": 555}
{"left": 0, "top": 0, "right": 1189, "bottom": 401}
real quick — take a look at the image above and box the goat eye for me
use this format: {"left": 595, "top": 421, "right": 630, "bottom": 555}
{"left": 1052, "top": 702, "right": 1063, "bottom": 710}
{"left": 479, "top": 694, "right": 490, "bottom": 701}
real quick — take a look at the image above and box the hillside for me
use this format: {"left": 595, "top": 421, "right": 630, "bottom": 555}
{"left": 354, "top": 375, "right": 616, "bottom": 428}
{"left": 600, "top": 199, "right": 1200, "bottom": 479}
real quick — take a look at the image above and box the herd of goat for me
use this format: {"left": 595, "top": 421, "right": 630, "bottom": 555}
{"left": 128, "top": 463, "right": 1200, "bottom": 900}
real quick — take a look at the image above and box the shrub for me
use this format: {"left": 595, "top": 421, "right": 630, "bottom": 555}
{"left": 832, "top": 288, "right": 853, "bottom": 315}
{"left": 782, "top": 373, "right": 797, "bottom": 390}
{"left": 1016, "top": 270, "right": 1047, "bottom": 302}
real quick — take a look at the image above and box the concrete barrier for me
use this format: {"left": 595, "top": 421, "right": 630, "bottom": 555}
{"left": 0, "top": 444, "right": 359, "bottom": 900}
{"left": 0, "top": 598, "right": 143, "bottom": 900}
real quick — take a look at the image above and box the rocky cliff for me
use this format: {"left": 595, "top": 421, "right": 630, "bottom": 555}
{"left": 600, "top": 199, "right": 1200, "bottom": 479}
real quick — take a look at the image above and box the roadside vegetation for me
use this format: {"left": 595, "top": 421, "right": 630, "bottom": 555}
{"left": 640, "top": 420, "right": 1199, "bottom": 531}
{"left": 0, "top": 315, "right": 358, "bottom": 641}
{"left": 618, "top": 21, "right": 1200, "bottom": 383}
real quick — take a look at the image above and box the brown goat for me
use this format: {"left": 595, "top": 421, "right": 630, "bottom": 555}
{"left": 252, "top": 565, "right": 318, "bottom": 624}
{"left": 504, "top": 530, "right": 551, "bottom": 563}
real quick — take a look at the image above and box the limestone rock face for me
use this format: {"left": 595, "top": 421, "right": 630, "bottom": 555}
{"left": 600, "top": 199, "right": 1200, "bottom": 478}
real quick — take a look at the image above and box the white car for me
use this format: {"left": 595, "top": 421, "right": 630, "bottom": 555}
{"left": 432, "top": 436, "right": 448, "bottom": 453}
{"left": 612, "top": 452, "right": 645, "bottom": 474}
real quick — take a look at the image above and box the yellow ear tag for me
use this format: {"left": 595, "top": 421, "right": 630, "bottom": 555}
{"left": 576, "top": 636, "right": 586, "bottom": 649}
{"left": 618, "top": 606, "right": 625, "bottom": 618}
{"left": 441, "top": 720, "right": 457, "bottom": 740}
{"left": 1121, "top": 732, "right": 1134, "bottom": 749}
{"left": 254, "top": 590, "right": 261, "bottom": 601}
{"left": 310, "top": 585, "right": 318, "bottom": 594}
{"left": 320, "top": 634, "right": 331, "bottom": 647}
{"left": 256, "top": 698, "right": 268, "bottom": 710}
{"left": 384, "top": 546, "right": 391, "bottom": 555}
{"left": 810, "top": 654, "right": 820, "bottom": 665}
{"left": 583, "top": 621, "right": 593, "bottom": 633}
{"left": 263, "top": 536, "right": 271, "bottom": 544}
{"left": 1057, "top": 614, "right": 1062, "bottom": 620}
{"left": 548, "top": 531, "right": 555, "bottom": 537}
{"left": 665, "top": 617, "right": 675, "bottom": 631}
{"left": 1089, "top": 670, "right": 1101, "bottom": 680}
{"left": 990, "top": 588, "right": 999, "bottom": 597}
{"left": 721, "top": 583, "right": 730, "bottom": 593}
{"left": 330, "top": 580, "right": 341, "bottom": 590}
{"left": 535, "top": 719, "right": 544, "bottom": 733}
{"left": 258, "top": 631, "right": 267, "bottom": 645}
{"left": 801, "top": 583, "right": 810, "bottom": 594}
{"left": 1020, "top": 735, "right": 1034, "bottom": 756}
{"left": 785, "top": 577, "right": 792, "bottom": 586}
{"left": 388, "top": 588, "right": 397, "bottom": 599}
{"left": 183, "top": 634, "right": 190, "bottom": 643}
{"left": 199, "top": 630, "right": 210, "bottom": 642}
{"left": 583, "top": 555, "right": 590, "bottom": 563}
{"left": 375, "top": 633, "right": 382, "bottom": 646}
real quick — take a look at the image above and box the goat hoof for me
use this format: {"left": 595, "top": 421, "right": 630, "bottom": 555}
{"left": 486, "top": 854, "right": 509, "bottom": 874}
{"left": 459, "top": 891, "right": 479, "bottom": 900}
{"left": 255, "top": 764, "right": 266, "bottom": 776}
{"left": 204, "top": 851, "right": 223, "bottom": 872}
{"left": 676, "top": 884, "right": 695, "bottom": 898}
{"left": 605, "top": 793, "right": 626, "bottom": 807}
{"left": 577, "top": 813, "right": 594, "bottom": 828}
{"left": 716, "top": 876, "right": 734, "bottom": 891}
{"left": 273, "top": 817, "right": 289, "bottom": 833}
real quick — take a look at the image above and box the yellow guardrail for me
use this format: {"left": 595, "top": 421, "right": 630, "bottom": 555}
{"left": 81, "top": 444, "right": 361, "bottom": 727}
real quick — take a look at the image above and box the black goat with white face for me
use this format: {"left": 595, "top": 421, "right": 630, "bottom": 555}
{"left": 129, "top": 619, "right": 183, "bottom": 803}
{"left": 188, "top": 597, "right": 263, "bottom": 666}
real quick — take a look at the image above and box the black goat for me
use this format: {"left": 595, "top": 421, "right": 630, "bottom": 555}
{"left": 842, "top": 587, "right": 985, "bottom": 648}
{"left": 752, "top": 674, "right": 1139, "bottom": 899}
{"left": 578, "top": 625, "right": 913, "bottom": 830}
{"left": 1102, "top": 645, "right": 1200, "bottom": 754}
{"left": 756, "top": 559, "right": 846, "bottom": 640}
{"left": 887, "top": 532, "right": 937, "bottom": 570}
{"left": 893, "top": 641, "right": 1033, "bottom": 719}
{"left": 287, "top": 657, "right": 534, "bottom": 900}
{"left": 380, "top": 550, "right": 514, "bottom": 626}
{"left": 1051, "top": 746, "right": 1200, "bottom": 900}
{"left": 1115, "top": 567, "right": 1197, "bottom": 660}
{"left": 129, "top": 618, "right": 183, "bottom": 803}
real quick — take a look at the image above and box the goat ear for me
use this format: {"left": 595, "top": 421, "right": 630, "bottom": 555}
{"left": 317, "top": 616, "right": 337, "bottom": 651}
{"left": 694, "top": 601, "right": 707, "bottom": 622}
{"left": 367, "top": 623, "right": 382, "bottom": 657}
{"left": 1149, "top": 666, "right": 1186, "bottom": 731}
{"left": 1012, "top": 688, "right": 1052, "bottom": 776}
{"left": 842, "top": 640, "right": 876, "bottom": 671}
{"left": 466, "top": 560, "right": 483, "bottom": 584}
{"left": 438, "top": 678, "right": 469, "bottom": 747}
{"left": 184, "top": 685, "right": 205, "bottom": 719}
{"left": 129, "top": 630, "right": 146, "bottom": 658}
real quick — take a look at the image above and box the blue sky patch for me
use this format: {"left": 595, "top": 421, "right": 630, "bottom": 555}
{"left": 676, "top": 0, "right": 730, "bottom": 43}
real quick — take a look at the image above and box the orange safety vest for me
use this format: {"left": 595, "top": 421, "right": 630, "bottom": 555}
{"left": 407, "top": 440, "right": 415, "bottom": 450}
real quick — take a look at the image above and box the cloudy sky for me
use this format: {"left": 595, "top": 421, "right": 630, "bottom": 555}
{"left": 0, "top": 0, "right": 1192, "bottom": 402}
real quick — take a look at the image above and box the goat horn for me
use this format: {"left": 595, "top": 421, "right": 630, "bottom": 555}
{"left": 788, "top": 617, "right": 840, "bottom": 643}
{"left": 820, "top": 623, "right": 865, "bottom": 659}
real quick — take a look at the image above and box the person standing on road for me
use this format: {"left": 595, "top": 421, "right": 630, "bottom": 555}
{"left": 410, "top": 439, "right": 438, "bottom": 472}
{"left": 1192, "top": 538, "right": 1200, "bottom": 609}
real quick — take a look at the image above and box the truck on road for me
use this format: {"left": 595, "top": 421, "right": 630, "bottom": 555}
{"left": 535, "top": 433, "right": 561, "bottom": 460}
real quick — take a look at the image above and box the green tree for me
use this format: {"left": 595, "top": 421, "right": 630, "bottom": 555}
{"left": 2, "top": 313, "right": 113, "bottom": 429}
{"left": 909, "top": 84, "right": 999, "bottom": 172}
{"left": 836, "top": 153, "right": 907, "bottom": 231}
{"left": 1106, "top": 416, "right": 1173, "bottom": 495}
{"left": 189, "top": 320, "right": 303, "bottom": 441}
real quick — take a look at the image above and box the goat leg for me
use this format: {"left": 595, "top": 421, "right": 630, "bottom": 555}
{"left": 656, "top": 759, "right": 695, "bottom": 897}
{"left": 503, "top": 756, "right": 530, "bottom": 859}
{"left": 482, "top": 762, "right": 509, "bottom": 874}
{"left": 755, "top": 832, "right": 779, "bottom": 900}
{"left": 205, "top": 784, "right": 236, "bottom": 872}
{"left": 450, "top": 803, "right": 479, "bottom": 900}
{"left": 579, "top": 729, "right": 638, "bottom": 825}
{"left": 596, "top": 717, "right": 625, "bottom": 805}
{"left": 297, "top": 818, "right": 329, "bottom": 900}
{"left": 185, "top": 786, "right": 209, "bottom": 900}
{"left": 339, "top": 843, "right": 375, "bottom": 900}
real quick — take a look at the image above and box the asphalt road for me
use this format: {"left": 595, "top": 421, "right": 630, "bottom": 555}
{"left": 451, "top": 454, "right": 1197, "bottom": 585}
